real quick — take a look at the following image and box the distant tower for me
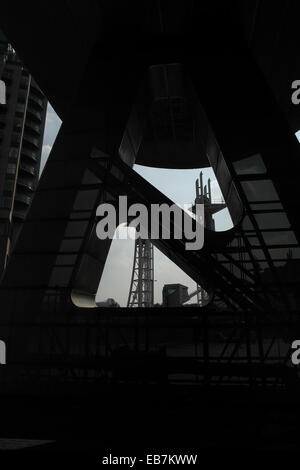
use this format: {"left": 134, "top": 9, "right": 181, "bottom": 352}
{"left": 193, "top": 171, "right": 226, "bottom": 305}
{"left": 127, "top": 238, "right": 154, "bottom": 307}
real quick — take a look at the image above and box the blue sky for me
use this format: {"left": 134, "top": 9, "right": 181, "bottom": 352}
{"left": 41, "top": 104, "right": 232, "bottom": 305}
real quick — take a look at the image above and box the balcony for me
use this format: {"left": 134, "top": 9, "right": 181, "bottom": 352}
{"left": 19, "top": 162, "right": 36, "bottom": 176}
